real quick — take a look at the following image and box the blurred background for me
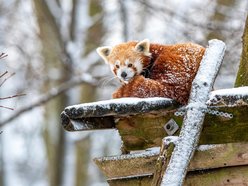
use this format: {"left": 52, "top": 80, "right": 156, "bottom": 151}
{"left": 0, "top": 0, "right": 247, "bottom": 185}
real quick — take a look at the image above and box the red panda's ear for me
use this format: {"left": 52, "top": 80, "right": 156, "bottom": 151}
{"left": 134, "top": 39, "right": 150, "bottom": 56}
{"left": 96, "top": 46, "right": 112, "bottom": 63}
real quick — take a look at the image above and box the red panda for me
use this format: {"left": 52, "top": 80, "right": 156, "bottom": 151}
{"left": 97, "top": 39, "right": 205, "bottom": 104}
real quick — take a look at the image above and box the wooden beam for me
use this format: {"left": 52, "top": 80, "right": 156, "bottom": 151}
{"left": 161, "top": 39, "right": 226, "bottom": 185}
{"left": 94, "top": 143, "right": 248, "bottom": 179}
{"left": 61, "top": 87, "right": 248, "bottom": 132}
{"left": 185, "top": 165, "right": 248, "bottom": 186}
{"left": 94, "top": 148, "right": 159, "bottom": 178}
{"left": 106, "top": 165, "right": 248, "bottom": 186}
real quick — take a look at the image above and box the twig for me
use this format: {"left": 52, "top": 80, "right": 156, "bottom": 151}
{"left": 0, "top": 93, "right": 26, "bottom": 100}
{"left": 137, "top": 0, "right": 242, "bottom": 32}
{"left": 0, "top": 105, "right": 14, "bottom": 110}
{"left": 0, "top": 72, "right": 16, "bottom": 87}
{"left": 0, "top": 74, "right": 98, "bottom": 127}
{"left": 0, "top": 53, "right": 7, "bottom": 59}
{"left": 0, "top": 71, "right": 8, "bottom": 79}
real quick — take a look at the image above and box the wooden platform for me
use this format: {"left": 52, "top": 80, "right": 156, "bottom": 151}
{"left": 60, "top": 87, "right": 248, "bottom": 185}
{"left": 61, "top": 87, "right": 248, "bottom": 151}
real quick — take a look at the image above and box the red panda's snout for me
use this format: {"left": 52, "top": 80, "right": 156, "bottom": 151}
{"left": 111, "top": 59, "right": 143, "bottom": 83}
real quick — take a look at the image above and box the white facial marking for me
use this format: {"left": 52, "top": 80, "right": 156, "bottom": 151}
{"left": 115, "top": 60, "right": 120, "bottom": 66}
{"left": 124, "top": 59, "right": 129, "bottom": 65}
{"left": 134, "top": 59, "right": 143, "bottom": 74}
{"left": 112, "top": 59, "right": 135, "bottom": 83}
{"left": 110, "top": 64, "right": 115, "bottom": 71}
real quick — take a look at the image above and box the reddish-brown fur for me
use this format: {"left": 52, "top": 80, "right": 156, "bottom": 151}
{"left": 100, "top": 41, "right": 205, "bottom": 104}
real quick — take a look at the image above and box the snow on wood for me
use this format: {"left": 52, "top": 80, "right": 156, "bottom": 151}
{"left": 64, "top": 97, "right": 178, "bottom": 118}
{"left": 96, "top": 147, "right": 160, "bottom": 162}
{"left": 208, "top": 86, "right": 248, "bottom": 106}
{"left": 95, "top": 143, "right": 248, "bottom": 180}
{"left": 161, "top": 39, "right": 226, "bottom": 186}
{"left": 61, "top": 97, "right": 179, "bottom": 131}
{"left": 61, "top": 86, "right": 248, "bottom": 131}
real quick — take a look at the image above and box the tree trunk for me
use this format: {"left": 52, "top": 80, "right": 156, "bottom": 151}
{"left": 33, "top": 1, "right": 70, "bottom": 186}
{"left": 235, "top": 13, "right": 248, "bottom": 87}
{"left": 75, "top": 136, "right": 90, "bottom": 186}
{"left": 0, "top": 134, "right": 4, "bottom": 186}
{"left": 207, "top": 0, "right": 236, "bottom": 40}
{"left": 74, "top": 0, "right": 104, "bottom": 185}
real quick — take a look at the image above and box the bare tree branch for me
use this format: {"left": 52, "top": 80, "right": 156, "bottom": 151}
{"left": 0, "top": 72, "right": 15, "bottom": 87}
{"left": 137, "top": 0, "right": 243, "bottom": 32}
{"left": 0, "top": 53, "right": 7, "bottom": 59}
{"left": 0, "top": 93, "right": 26, "bottom": 100}
{"left": 0, "top": 105, "right": 14, "bottom": 110}
{"left": 0, "top": 74, "right": 98, "bottom": 127}
{"left": 0, "top": 71, "right": 8, "bottom": 79}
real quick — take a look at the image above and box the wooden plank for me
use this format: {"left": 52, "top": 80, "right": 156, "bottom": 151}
{"left": 185, "top": 165, "right": 248, "bottom": 186}
{"left": 116, "top": 104, "right": 248, "bottom": 151}
{"left": 107, "top": 174, "right": 152, "bottom": 186}
{"left": 94, "top": 143, "right": 248, "bottom": 179}
{"left": 191, "top": 143, "right": 248, "bottom": 170}
{"left": 199, "top": 106, "right": 248, "bottom": 144}
{"left": 94, "top": 149, "right": 159, "bottom": 179}
{"left": 61, "top": 87, "right": 248, "bottom": 132}
{"left": 106, "top": 165, "right": 248, "bottom": 186}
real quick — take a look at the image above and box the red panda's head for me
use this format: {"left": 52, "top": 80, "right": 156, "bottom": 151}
{"left": 97, "top": 39, "right": 151, "bottom": 84}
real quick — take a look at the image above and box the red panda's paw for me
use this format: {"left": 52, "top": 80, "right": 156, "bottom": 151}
{"left": 112, "top": 89, "right": 122, "bottom": 99}
{"left": 112, "top": 76, "right": 145, "bottom": 99}
{"left": 131, "top": 75, "right": 146, "bottom": 82}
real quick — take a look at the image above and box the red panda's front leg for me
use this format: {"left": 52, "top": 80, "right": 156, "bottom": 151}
{"left": 112, "top": 75, "right": 175, "bottom": 99}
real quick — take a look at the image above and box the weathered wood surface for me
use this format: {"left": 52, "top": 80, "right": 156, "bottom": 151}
{"left": 61, "top": 97, "right": 179, "bottom": 131}
{"left": 95, "top": 143, "right": 248, "bottom": 179}
{"left": 94, "top": 148, "right": 160, "bottom": 178}
{"left": 185, "top": 165, "right": 248, "bottom": 186}
{"left": 107, "top": 165, "right": 248, "bottom": 186}
{"left": 116, "top": 102, "right": 248, "bottom": 151}
{"left": 61, "top": 87, "right": 248, "bottom": 151}
{"left": 95, "top": 143, "right": 248, "bottom": 186}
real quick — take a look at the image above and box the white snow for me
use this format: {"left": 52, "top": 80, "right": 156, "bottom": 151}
{"left": 207, "top": 86, "right": 248, "bottom": 106}
{"left": 163, "top": 136, "right": 179, "bottom": 146}
{"left": 197, "top": 144, "right": 220, "bottom": 151}
{"left": 209, "top": 86, "right": 248, "bottom": 99}
{"left": 66, "top": 97, "right": 171, "bottom": 110}
{"left": 96, "top": 147, "right": 160, "bottom": 162}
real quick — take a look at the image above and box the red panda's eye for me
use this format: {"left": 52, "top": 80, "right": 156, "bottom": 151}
{"left": 115, "top": 64, "right": 120, "bottom": 68}
{"left": 128, "top": 64, "right": 133, "bottom": 68}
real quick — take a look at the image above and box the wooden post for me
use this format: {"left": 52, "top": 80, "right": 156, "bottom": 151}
{"left": 235, "top": 14, "right": 248, "bottom": 87}
{"left": 161, "top": 39, "right": 226, "bottom": 186}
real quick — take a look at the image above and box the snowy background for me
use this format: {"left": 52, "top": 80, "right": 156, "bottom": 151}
{"left": 0, "top": 0, "right": 247, "bottom": 186}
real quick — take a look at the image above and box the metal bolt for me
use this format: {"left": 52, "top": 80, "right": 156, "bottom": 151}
{"left": 164, "top": 119, "right": 179, "bottom": 136}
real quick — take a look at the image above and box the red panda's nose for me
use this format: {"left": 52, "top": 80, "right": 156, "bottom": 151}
{"left": 121, "top": 72, "right": 127, "bottom": 78}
